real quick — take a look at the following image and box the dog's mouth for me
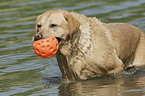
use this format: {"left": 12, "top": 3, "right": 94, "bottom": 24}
{"left": 33, "top": 33, "right": 62, "bottom": 44}
{"left": 55, "top": 37, "right": 61, "bottom": 43}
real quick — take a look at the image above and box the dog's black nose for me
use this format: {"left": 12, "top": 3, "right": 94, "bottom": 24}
{"left": 34, "top": 33, "right": 43, "bottom": 41}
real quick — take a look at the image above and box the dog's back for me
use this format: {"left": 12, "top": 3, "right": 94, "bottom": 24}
{"left": 107, "top": 23, "right": 145, "bottom": 67}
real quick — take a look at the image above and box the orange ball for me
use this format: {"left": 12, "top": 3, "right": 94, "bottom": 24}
{"left": 33, "top": 37, "right": 59, "bottom": 58}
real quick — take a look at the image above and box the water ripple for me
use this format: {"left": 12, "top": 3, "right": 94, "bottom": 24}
{"left": 80, "top": 0, "right": 145, "bottom": 15}
{"left": 0, "top": 0, "right": 145, "bottom": 96}
{"left": 11, "top": 0, "right": 58, "bottom": 7}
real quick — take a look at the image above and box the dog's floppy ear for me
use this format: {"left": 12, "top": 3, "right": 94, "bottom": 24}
{"left": 63, "top": 11, "right": 80, "bottom": 39}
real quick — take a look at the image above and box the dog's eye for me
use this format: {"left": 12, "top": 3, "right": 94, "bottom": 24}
{"left": 37, "top": 24, "right": 41, "bottom": 28}
{"left": 50, "top": 24, "right": 57, "bottom": 28}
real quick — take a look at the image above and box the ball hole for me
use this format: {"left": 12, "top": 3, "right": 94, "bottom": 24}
{"left": 37, "top": 43, "right": 40, "bottom": 45}
{"left": 41, "top": 41, "right": 44, "bottom": 43}
{"left": 42, "top": 46, "right": 45, "bottom": 48}
{"left": 49, "top": 47, "right": 53, "bottom": 50}
{"left": 52, "top": 37, "right": 55, "bottom": 41}
{"left": 56, "top": 43, "right": 58, "bottom": 47}
{"left": 47, "top": 45, "right": 50, "bottom": 47}
{"left": 35, "top": 49, "right": 39, "bottom": 53}
{"left": 41, "top": 52, "right": 45, "bottom": 55}
{"left": 46, "top": 40, "right": 49, "bottom": 43}
{"left": 52, "top": 49, "right": 57, "bottom": 54}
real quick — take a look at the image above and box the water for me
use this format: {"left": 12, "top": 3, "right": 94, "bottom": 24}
{"left": 0, "top": 0, "right": 145, "bottom": 96}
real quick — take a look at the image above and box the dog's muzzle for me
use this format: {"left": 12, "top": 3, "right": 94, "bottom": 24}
{"left": 33, "top": 33, "right": 61, "bottom": 43}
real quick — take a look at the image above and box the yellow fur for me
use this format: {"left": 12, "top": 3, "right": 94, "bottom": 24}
{"left": 35, "top": 10, "right": 145, "bottom": 81}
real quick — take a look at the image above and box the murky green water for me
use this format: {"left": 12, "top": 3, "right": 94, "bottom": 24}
{"left": 0, "top": 0, "right": 145, "bottom": 96}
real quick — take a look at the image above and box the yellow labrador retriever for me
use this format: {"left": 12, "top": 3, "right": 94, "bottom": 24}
{"left": 34, "top": 10, "right": 145, "bottom": 82}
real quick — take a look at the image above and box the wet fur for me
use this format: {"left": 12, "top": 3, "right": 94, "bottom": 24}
{"left": 35, "top": 10, "right": 145, "bottom": 82}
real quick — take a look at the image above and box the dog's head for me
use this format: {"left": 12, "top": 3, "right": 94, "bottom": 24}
{"left": 34, "top": 10, "right": 80, "bottom": 43}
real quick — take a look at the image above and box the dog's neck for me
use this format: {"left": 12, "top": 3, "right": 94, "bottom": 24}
{"left": 56, "top": 13, "right": 104, "bottom": 81}
{"left": 56, "top": 16, "right": 95, "bottom": 81}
